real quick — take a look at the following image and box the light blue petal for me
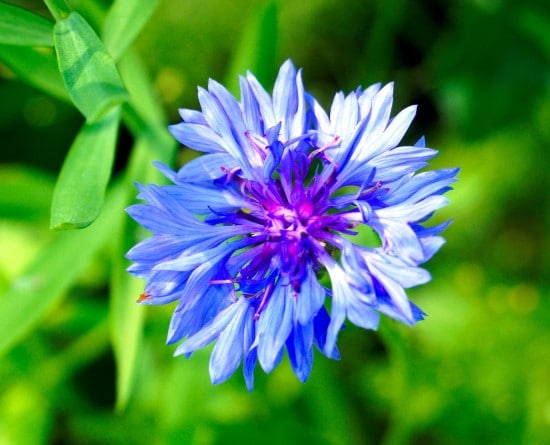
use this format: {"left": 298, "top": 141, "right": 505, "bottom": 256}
{"left": 256, "top": 283, "right": 294, "bottom": 373}
{"left": 286, "top": 321, "right": 314, "bottom": 382}
{"left": 312, "top": 306, "right": 341, "bottom": 360}
{"left": 167, "top": 262, "right": 230, "bottom": 344}
{"left": 366, "top": 252, "right": 431, "bottom": 288}
{"left": 346, "top": 297, "right": 380, "bottom": 330}
{"left": 320, "top": 258, "right": 350, "bottom": 357}
{"left": 370, "top": 218, "right": 424, "bottom": 264}
{"left": 126, "top": 234, "right": 185, "bottom": 263}
{"left": 197, "top": 87, "right": 255, "bottom": 176}
{"left": 306, "top": 93, "right": 330, "bottom": 133}
{"left": 362, "top": 82, "right": 394, "bottom": 138}
{"left": 372, "top": 269, "right": 414, "bottom": 324}
{"left": 152, "top": 161, "right": 177, "bottom": 181}
{"left": 176, "top": 153, "right": 240, "bottom": 182}
{"left": 242, "top": 308, "right": 257, "bottom": 391}
{"left": 168, "top": 122, "right": 226, "bottom": 153}
{"left": 143, "top": 269, "right": 184, "bottom": 297}
{"left": 208, "top": 79, "right": 264, "bottom": 172}
{"left": 209, "top": 298, "right": 251, "bottom": 384}
{"left": 384, "top": 168, "right": 459, "bottom": 206}
{"left": 174, "top": 298, "right": 244, "bottom": 355}
{"left": 357, "top": 82, "right": 382, "bottom": 118}
{"left": 295, "top": 264, "right": 326, "bottom": 325}
{"left": 164, "top": 183, "right": 248, "bottom": 215}
{"left": 245, "top": 71, "right": 276, "bottom": 128}
{"left": 273, "top": 60, "right": 298, "bottom": 141}
{"left": 167, "top": 289, "right": 231, "bottom": 345}
{"left": 375, "top": 195, "right": 449, "bottom": 222}
{"left": 134, "top": 183, "right": 196, "bottom": 221}
{"left": 335, "top": 92, "right": 360, "bottom": 143}
{"left": 329, "top": 91, "right": 345, "bottom": 130}
{"left": 178, "top": 107, "right": 208, "bottom": 124}
{"left": 126, "top": 204, "right": 190, "bottom": 236}
{"left": 369, "top": 145, "right": 437, "bottom": 182}
{"left": 337, "top": 104, "right": 418, "bottom": 186}
{"left": 418, "top": 236, "right": 446, "bottom": 261}
{"left": 372, "top": 104, "right": 417, "bottom": 155}
{"left": 154, "top": 238, "right": 249, "bottom": 272}
{"left": 239, "top": 76, "right": 263, "bottom": 134}
{"left": 290, "top": 69, "right": 307, "bottom": 139}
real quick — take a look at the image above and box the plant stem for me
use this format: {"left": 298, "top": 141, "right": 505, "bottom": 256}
{"left": 43, "top": 0, "right": 71, "bottom": 21}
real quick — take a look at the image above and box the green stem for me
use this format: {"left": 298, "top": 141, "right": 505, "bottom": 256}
{"left": 43, "top": 0, "right": 71, "bottom": 21}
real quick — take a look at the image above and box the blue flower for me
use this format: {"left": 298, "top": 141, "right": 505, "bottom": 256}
{"left": 126, "top": 60, "right": 458, "bottom": 389}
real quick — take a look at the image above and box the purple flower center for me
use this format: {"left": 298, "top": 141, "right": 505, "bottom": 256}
{"left": 218, "top": 134, "right": 364, "bottom": 316}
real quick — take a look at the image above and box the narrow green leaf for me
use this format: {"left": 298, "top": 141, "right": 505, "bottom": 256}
{"left": 224, "top": 0, "right": 278, "bottom": 94}
{"left": 0, "top": 45, "right": 69, "bottom": 101}
{"left": 0, "top": 2, "right": 54, "bottom": 47}
{"left": 50, "top": 106, "right": 120, "bottom": 230}
{"left": 119, "top": 50, "right": 166, "bottom": 129}
{"left": 0, "top": 183, "right": 126, "bottom": 356}
{"left": 118, "top": 50, "right": 178, "bottom": 162}
{"left": 102, "top": 0, "right": 160, "bottom": 60}
{"left": 42, "top": 0, "right": 71, "bottom": 22}
{"left": 110, "top": 271, "right": 144, "bottom": 411}
{"left": 53, "top": 12, "right": 128, "bottom": 121}
{"left": 110, "top": 216, "right": 144, "bottom": 412}
{"left": 0, "top": 166, "right": 55, "bottom": 221}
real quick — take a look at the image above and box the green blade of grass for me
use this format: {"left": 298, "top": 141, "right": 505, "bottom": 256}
{"left": 0, "top": 45, "right": 69, "bottom": 101}
{"left": 102, "top": 0, "right": 160, "bottom": 60}
{"left": 0, "top": 2, "right": 54, "bottom": 47}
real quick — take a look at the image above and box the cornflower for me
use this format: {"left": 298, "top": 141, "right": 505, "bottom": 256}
{"left": 126, "top": 60, "right": 457, "bottom": 389}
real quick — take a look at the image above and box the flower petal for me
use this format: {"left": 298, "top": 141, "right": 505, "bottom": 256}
{"left": 175, "top": 153, "right": 240, "bottom": 182}
{"left": 256, "top": 283, "right": 294, "bottom": 373}
{"left": 286, "top": 321, "right": 314, "bottom": 383}
{"left": 168, "top": 122, "right": 226, "bottom": 153}
{"left": 209, "top": 298, "right": 252, "bottom": 384}
{"left": 174, "top": 298, "right": 245, "bottom": 356}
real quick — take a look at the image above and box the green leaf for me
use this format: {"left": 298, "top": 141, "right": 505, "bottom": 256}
{"left": 53, "top": 12, "right": 128, "bottom": 121}
{"left": 0, "top": 183, "right": 126, "bottom": 356}
{"left": 50, "top": 106, "right": 121, "bottom": 230}
{"left": 110, "top": 214, "right": 144, "bottom": 412}
{"left": 224, "top": 0, "right": 278, "bottom": 95}
{"left": 0, "top": 2, "right": 54, "bottom": 47}
{"left": 0, "top": 166, "right": 55, "bottom": 221}
{"left": 102, "top": 0, "right": 160, "bottom": 60}
{"left": 110, "top": 264, "right": 144, "bottom": 412}
{"left": 0, "top": 45, "right": 69, "bottom": 101}
{"left": 118, "top": 50, "right": 166, "bottom": 129}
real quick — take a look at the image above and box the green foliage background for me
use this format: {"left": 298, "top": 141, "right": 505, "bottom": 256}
{"left": 0, "top": 0, "right": 548, "bottom": 444}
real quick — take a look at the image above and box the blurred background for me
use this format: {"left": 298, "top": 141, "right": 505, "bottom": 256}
{"left": 0, "top": 0, "right": 549, "bottom": 444}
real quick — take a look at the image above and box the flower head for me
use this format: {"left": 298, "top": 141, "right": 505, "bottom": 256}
{"left": 126, "top": 60, "right": 458, "bottom": 389}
